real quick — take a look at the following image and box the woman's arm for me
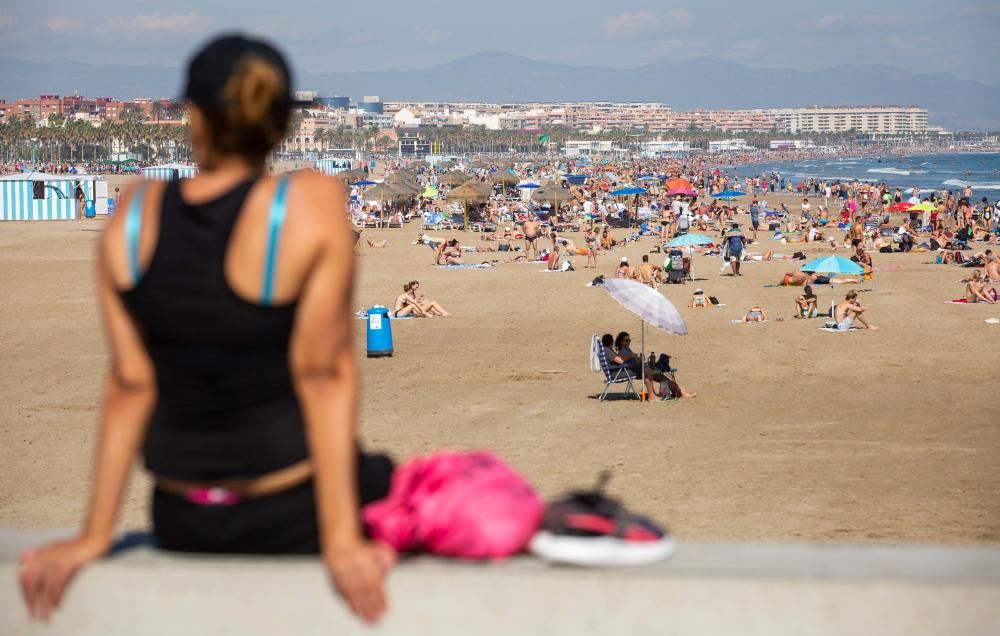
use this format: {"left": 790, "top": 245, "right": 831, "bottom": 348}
{"left": 20, "top": 186, "right": 157, "bottom": 620}
{"left": 289, "top": 175, "right": 392, "bottom": 624}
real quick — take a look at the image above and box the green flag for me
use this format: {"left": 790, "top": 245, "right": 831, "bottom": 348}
{"left": 538, "top": 133, "right": 550, "bottom": 143}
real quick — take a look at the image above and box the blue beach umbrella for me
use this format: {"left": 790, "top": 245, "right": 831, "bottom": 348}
{"left": 352, "top": 180, "right": 377, "bottom": 186}
{"left": 610, "top": 187, "right": 648, "bottom": 196}
{"left": 516, "top": 182, "right": 541, "bottom": 189}
{"left": 712, "top": 189, "right": 746, "bottom": 199}
{"left": 638, "top": 175, "right": 660, "bottom": 181}
{"left": 667, "top": 233, "right": 715, "bottom": 279}
{"left": 667, "top": 233, "right": 714, "bottom": 248}
{"left": 800, "top": 255, "right": 864, "bottom": 275}
{"left": 800, "top": 256, "right": 865, "bottom": 316}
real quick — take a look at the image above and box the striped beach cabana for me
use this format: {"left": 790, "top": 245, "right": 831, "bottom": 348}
{"left": 141, "top": 163, "right": 199, "bottom": 181}
{"left": 314, "top": 158, "right": 352, "bottom": 176}
{"left": 0, "top": 172, "right": 108, "bottom": 221}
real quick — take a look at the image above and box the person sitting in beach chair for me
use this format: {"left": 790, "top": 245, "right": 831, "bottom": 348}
{"left": 595, "top": 334, "right": 638, "bottom": 401}
{"left": 613, "top": 332, "right": 695, "bottom": 400}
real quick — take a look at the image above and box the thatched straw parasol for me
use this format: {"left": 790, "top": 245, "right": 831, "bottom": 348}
{"left": 532, "top": 184, "right": 576, "bottom": 210}
{"left": 439, "top": 170, "right": 470, "bottom": 186}
{"left": 446, "top": 181, "right": 489, "bottom": 230}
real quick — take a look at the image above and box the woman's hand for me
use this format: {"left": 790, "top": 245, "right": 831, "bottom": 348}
{"left": 19, "top": 535, "right": 110, "bottom": 621}
{"left": 325, "top": 540, "right": 396, "bottom": 624}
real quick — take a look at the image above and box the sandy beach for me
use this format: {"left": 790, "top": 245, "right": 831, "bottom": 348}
{"left": 1, "top": 190, "right": 998, "bottom": 545}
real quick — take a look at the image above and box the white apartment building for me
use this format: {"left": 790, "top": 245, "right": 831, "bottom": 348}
{"left": 640, "top": 140, "right": 691, "bottom": 156}
{"left": 771, "top": 106, "right": 928, "bottom": 134}
{"left": 563, "top": 140, "right": 624, "bottom": 157}
{"left": 708, "top": 139, "right": 753, "bottom": 153}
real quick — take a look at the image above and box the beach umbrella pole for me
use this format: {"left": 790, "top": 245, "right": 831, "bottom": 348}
{"left": 640, "top": 319, "right": 646, "bottom": 401}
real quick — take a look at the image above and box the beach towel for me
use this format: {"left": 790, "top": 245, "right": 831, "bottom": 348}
{"left": 819, "top": 327, "right": 858, "bottom": 332}
{"left": 440, "top": 263, "right": 493, "bottom": 269}
{"left": 362, "top": 451, "right": 543, "bottom": 560}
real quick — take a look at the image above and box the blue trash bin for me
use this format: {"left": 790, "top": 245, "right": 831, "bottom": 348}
{"left": 366, "top": 305, "right": 393, "bottom": 358}
{"left": 107, "top": 199, "right": 117, "bottom": 216}
{"left": 84, "top": 200, "right": 96, "bottom": 218}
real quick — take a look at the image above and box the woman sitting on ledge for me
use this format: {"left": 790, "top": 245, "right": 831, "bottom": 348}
{"left": 20, "top": 35, "right": 394, "bottom": 625}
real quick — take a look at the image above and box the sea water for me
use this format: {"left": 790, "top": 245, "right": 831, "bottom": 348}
{"left": 732, "top": 152, "right": 1000, "bottom": 195}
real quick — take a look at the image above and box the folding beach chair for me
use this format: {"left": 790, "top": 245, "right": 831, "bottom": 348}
{"left": 422, "top": 212, "right": 442, "bottom": 230}
{"left": 593, "top": 335, "right": 638, "bottom": 402}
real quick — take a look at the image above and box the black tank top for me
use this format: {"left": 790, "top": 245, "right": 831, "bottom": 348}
{"left": 120, "top": 178, "right": 307, "bottom": 480}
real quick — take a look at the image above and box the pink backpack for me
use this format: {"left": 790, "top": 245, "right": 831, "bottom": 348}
{"left": 362, "top": 451, "right": 543, "bottom": 560}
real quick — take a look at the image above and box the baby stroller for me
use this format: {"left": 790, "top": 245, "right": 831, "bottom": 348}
{"left": 665, "top": 249, "right": 686, "bottom": 284}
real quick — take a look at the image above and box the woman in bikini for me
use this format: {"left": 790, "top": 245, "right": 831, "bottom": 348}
{"left": 689, "top": 289, "right": 709, "bottom": 308}
{"left": 393, "top": 283, "right": 428, "bottom": 317}
{"left": 585, "top": 226, "right": 598, "bottom": 269}
{"left": 966, "top": 271, "right": 998, "bottom": 304}
{"left": 406, "top": 280, "right": 451, "bottom": 316}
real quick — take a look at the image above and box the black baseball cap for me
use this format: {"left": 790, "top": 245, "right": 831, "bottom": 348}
{"left": 182, "top": 33, "right": 310, "bottom": 113}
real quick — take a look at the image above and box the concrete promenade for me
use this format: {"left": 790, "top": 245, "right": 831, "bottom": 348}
{"left": 3, "top": 529, "right": 999, "bottom": 635}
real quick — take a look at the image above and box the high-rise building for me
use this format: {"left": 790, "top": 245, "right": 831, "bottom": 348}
{"left": 770, "top": 106, "right": 928, "bottom": 134}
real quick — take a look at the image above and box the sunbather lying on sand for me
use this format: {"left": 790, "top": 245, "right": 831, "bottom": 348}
{"left": 742, "top": 305, "right": 768, "bottom": 322}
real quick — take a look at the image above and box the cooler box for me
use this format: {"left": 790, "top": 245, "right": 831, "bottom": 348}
{"left": 366, "top": 306, "right": 393, "bottom": 358}
{"left": 84, "top": 200, "right": 96, "bottom": 218}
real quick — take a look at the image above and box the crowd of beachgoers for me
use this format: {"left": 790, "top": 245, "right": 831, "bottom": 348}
{"left": 343, "top": 154, "right": 1000, "bottom": 401}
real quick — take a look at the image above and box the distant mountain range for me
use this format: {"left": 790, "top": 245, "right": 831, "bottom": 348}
{"left": 2, "top": 52, "right": 998, "bottom": 130}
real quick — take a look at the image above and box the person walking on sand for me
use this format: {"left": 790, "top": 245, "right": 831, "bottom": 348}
{"left": 585, "top": 224, "right": 598, "bottom": 269}
{"left": 523, "top": 214, "right": 541, "bottom": 260}
{"left": 725, "top": 227, "right": 746, "bottom": 276}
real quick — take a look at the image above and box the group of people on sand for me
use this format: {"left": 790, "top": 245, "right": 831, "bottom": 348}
{"left": 599, "top": 332, "right": 695, "bottom": 401}
{"left": 393, "top": 281, "right": 451, "bottom": 317}
{"left": 613, "top": 255, "right": 660, "bottom": 288}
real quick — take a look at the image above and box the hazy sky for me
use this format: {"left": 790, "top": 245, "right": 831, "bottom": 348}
{"left": 1, "top": 1, "right": 998, "bottom": 83}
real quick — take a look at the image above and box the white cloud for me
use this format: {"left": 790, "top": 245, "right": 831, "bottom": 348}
{"left": 959, "top": 3, "right": 1000, "bottom": 17}
{"left": 132, "top": 12, "right": 208, "bottom": 33}
{"left": 426, "top": 31, "right": 445, "bottom": 44}
{"left": 601, "top": 9, "right": 692, "bottom": 39}
{"left": 104, "top": 12, "right": 212, "bottom": 37}
{"left": 814, "top": 14, "right": 845, "bottom": 29}
{"left": 46, "top": 17, "right": 83, "bottom": 33}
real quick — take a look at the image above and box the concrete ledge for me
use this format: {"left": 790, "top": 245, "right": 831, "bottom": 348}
{"left": 3, "top": 530, "right": 999, "bottom": 635}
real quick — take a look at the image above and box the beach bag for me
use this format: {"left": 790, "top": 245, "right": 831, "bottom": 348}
{"left": 362, "top": 451, "right": 544, "bottom": 560}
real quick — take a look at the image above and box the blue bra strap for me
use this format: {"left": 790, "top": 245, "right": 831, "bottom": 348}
{"left": 261, "top": 176, "right": 291, "bottom": 305}
{"left": 125, "top": 185, "right": 147, "bottom": 286}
